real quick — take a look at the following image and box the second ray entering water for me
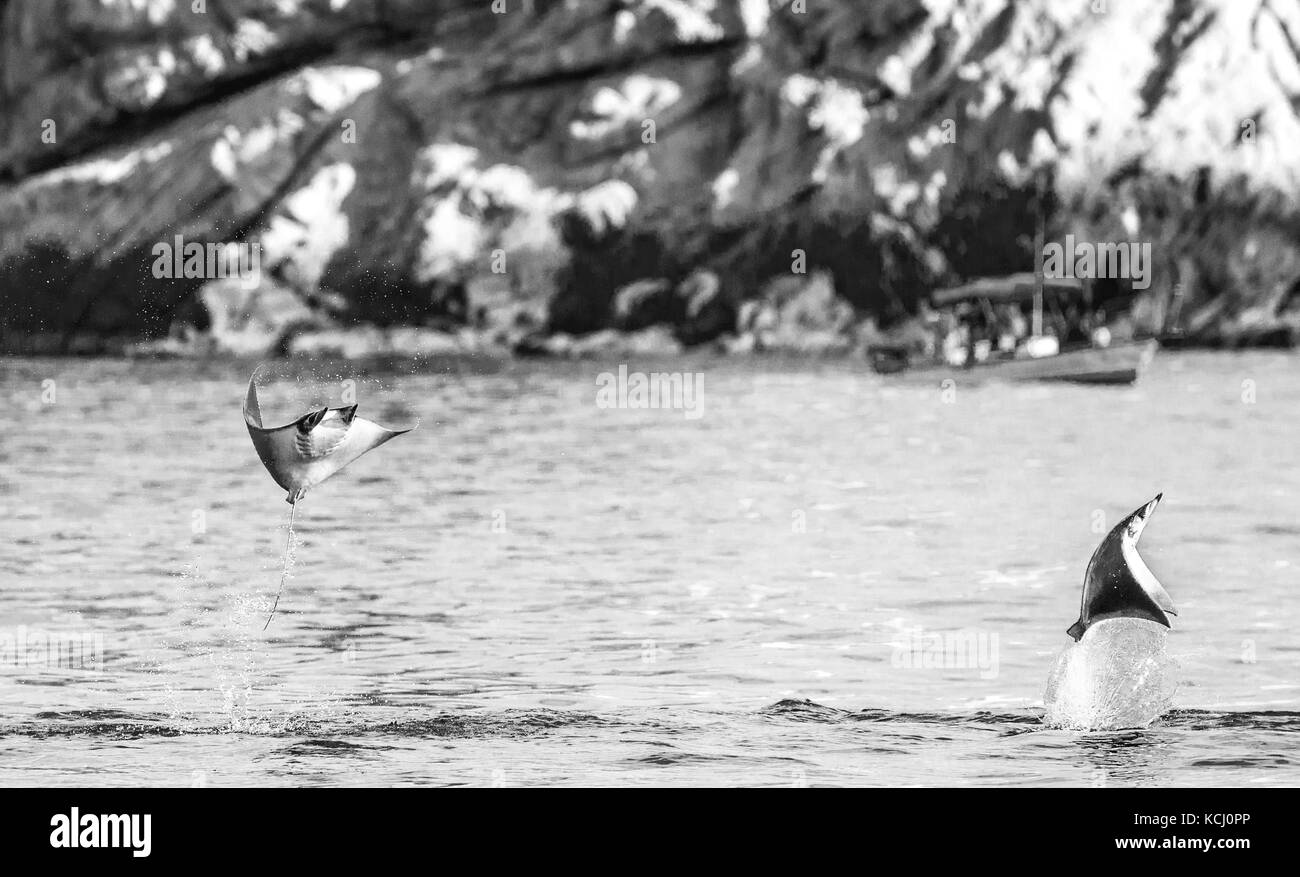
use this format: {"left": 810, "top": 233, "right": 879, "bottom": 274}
{"left": 1045, "top": 494, "right": 1179, "bottom": 730}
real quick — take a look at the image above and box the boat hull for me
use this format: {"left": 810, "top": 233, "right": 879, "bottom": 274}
{"left": 875, "top": 339, "right": 1157, "bottom": 385}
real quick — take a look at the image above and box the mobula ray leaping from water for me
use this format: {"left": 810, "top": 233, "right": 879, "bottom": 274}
{"left": 1045, "top": 494, "right": 1180, "bottom": 730}
{"left": 244, "top": 372, "right": 415, "bottom": 629}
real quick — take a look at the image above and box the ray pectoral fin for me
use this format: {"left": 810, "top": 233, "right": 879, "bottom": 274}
{"left": 243, "top": 374, "right": 264, "bottom": 428}
{"left": 348, "top": 417, "right": 413, "bottom": 455}
{"left": 248, "top": 420, "right": 312, "bottom": 495}
{"left": 245, "top": 372, "right": 315, "bottom": 495}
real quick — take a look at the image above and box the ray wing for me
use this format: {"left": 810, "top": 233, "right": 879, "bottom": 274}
{"left": 244, "top": 374, "right": 415, "bottom": 501}
{"left": 285, "top": 416, "right": 413, "bottom": 500}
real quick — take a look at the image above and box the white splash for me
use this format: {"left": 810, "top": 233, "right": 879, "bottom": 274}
{"left": 1043, "top": 618, "right": 1178, "bottom": 731}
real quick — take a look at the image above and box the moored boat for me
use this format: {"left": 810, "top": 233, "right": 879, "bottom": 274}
{"left": 868, "top": 273, "right": 1157, "bottom": 385}
{"left": 872, "top": 337, "right": 1157, "bottom": 385}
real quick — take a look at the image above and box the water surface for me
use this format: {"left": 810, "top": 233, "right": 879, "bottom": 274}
{"left": 1, "top": 352, "right": 1297, "bottom": 786}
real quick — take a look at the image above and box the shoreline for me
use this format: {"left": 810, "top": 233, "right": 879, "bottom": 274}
{"left": 2, "top": 331, "right": 1295, "bottom": 364}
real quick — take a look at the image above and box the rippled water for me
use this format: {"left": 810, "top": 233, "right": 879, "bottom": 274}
{"left": 1, "top": 352, "right": 1297, "bottom": 786}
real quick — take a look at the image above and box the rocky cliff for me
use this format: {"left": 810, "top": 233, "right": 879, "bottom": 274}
{"left": 1, "top": 0, "right": 1298, "bottom": 356}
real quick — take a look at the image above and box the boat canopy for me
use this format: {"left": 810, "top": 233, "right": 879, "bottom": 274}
{"left": 931, "top": 273, "right": 1086, "bottom": 307}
